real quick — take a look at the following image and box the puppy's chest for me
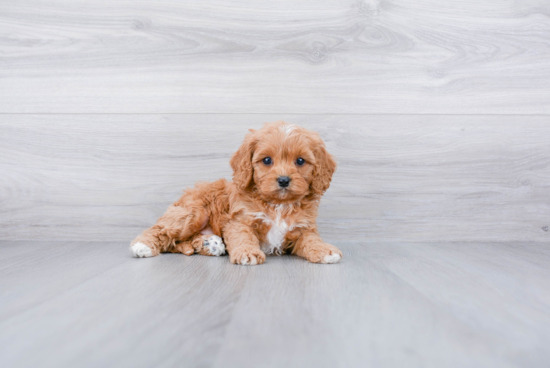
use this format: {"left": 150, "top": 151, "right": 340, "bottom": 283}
{"left": 252, "top": 211, "right": 306, "bottom": 255}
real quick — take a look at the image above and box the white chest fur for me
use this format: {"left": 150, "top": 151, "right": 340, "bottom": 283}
{"left": 264, "top": 220, "right": 289, "bottom": 255}
{"left": 253, "top": 209, "right": 288, "bottom": 255}
{"left": 252, "top": 204, "right": 308, "bottom": 255}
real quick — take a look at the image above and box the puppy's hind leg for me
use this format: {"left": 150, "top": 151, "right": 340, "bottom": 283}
{"left": 168, "top": 233, "right": 225, "bottom": 257}
{"left": 130, "top": 204, "right": 208, "bottom": 258}
{"left": 197, "top": 234, "right": 226, "bottom": 256}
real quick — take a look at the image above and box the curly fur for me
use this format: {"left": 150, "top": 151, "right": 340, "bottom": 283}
{"left": 130, "top": 121, "right": 342, "bottom": 265}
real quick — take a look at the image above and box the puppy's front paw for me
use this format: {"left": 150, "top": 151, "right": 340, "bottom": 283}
{"left": 230, "top": 247, "right": 266, "bottom": 266}
{"left": 305, "top": 243, "right": 343, "bottom": 264}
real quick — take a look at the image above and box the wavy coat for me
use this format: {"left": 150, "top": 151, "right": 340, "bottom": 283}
{"left": 131, "top": 121, "right": 342, "bottom": 265}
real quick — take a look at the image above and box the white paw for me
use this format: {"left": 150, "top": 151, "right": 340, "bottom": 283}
{"left": 240, "top": 256, "right": 257, "bottom": 266}
{"left": 130, "top": 242, "right": 153, "bottom": 258}
{"left": 322, "top": 252, "right": 342, "bottom": 264}
{"left": 203, "top": 235, "right": 226, "bottom": 257}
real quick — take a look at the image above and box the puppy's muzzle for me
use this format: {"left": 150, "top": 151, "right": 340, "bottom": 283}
{"left": 277, "top": 176, "right": 291, "bottom": 188}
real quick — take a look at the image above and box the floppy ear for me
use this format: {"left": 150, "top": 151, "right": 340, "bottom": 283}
{"left": 311, "top": 140, "right": 337, "bottom": 195}
{"left": 230, "top": 132, "right": 256, "bottom": 190}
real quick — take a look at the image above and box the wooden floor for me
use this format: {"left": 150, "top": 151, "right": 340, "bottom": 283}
{"left": 1, "top": 240, "right": 549, "bottom": 368}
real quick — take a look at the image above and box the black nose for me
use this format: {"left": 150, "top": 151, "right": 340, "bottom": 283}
{"left": 277, "top": 176, "right": 290, "bottom": 188}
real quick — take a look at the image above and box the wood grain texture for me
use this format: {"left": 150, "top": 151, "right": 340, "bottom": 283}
{"left": 1, "top": 0, "right": 550, "bottom": 113}
{"left": 2, "top": 1, "right": 549, "bottom": 366}
{"left": 1, "top": 114, "right": 549, "bottom": 242}
{"left": 1, "top": 241, "right": 549, "bottom": 368}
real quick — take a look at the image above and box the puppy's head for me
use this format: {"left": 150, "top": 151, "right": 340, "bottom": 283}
{"left": 230, "top": 121, "right": 336, "bottom": 204}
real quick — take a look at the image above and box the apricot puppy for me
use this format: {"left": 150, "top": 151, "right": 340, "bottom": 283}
{"left": 130, "top": 121, "right": 342, "bottom": 265}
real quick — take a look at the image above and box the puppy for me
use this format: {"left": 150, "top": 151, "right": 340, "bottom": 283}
{"left": 130, "top": 121, "right": 342, "bottom": 265}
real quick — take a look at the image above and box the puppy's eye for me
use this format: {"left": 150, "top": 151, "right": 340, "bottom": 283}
{"left": 296, "top": 157, "right": 305, "bottom": 166}
{"left": 262, "top": 157, "right": 272, "bottom": 165}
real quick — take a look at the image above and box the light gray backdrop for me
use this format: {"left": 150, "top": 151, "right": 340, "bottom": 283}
{"left": 1, "top": 0, "right": 549, "bottom": 243}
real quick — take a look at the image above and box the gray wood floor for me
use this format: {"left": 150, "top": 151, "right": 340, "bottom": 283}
{"left": 1, "top": 240, "right": 549, "bottom": 368}
{"left": 2, "top": 0, "right": 550, "bottom": 367}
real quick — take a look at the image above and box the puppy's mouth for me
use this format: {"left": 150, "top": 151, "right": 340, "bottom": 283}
{"left": 263, "top": 187, "right": 292, "bottom": 200}
{"left": 259, "top": 184, "right": 304, "bottom": 204}
{"left": 278, "top": 188, "right": 289, "bottom": 199}
{"left": 275, "top": 187, "right": 303, "bottom": 202}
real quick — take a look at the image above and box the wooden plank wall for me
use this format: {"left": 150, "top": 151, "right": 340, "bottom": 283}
{"left": 1, "top": 0, "right": 549, "bottom": 242}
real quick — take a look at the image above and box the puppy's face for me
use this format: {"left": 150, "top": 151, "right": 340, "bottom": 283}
{"left": 230, "top": 122, "right": 336, "bottom": 204}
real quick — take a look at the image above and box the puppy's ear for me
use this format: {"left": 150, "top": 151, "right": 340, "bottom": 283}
{"left": 230, "top": 132, "right": 256, "bottom": 190}
{"left": 311, "top": 139, "right": 337, "bottom": 195}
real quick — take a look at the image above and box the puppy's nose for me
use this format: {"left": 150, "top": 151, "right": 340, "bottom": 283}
{"left": 277, "top": 176, "right": 291, "bottom": 188}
